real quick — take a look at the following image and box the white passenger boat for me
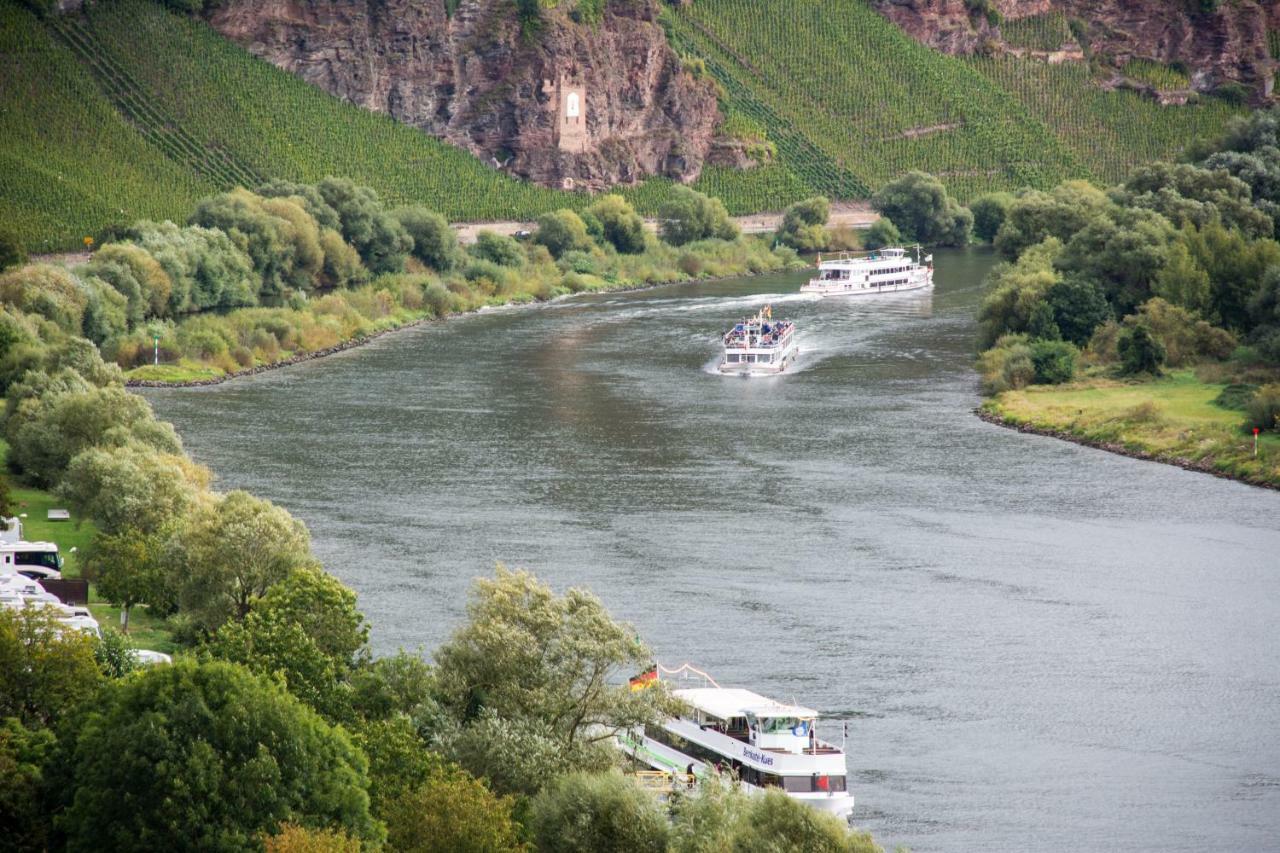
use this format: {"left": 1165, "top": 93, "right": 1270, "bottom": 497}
{"left": 801, "top": 246, "right": 932, "bottom": 296}
{"left": 618, "top": 665, "right": 855, "bottom": 820}
{"left": 719, "top": 306, "right": 797, "bottom": 375}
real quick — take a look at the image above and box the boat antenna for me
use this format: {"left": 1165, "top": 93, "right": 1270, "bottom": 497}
{"left": 657, "top": 663, "right": 721, "bottom": 688}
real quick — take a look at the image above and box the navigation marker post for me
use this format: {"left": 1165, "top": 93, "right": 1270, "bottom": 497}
{"left": 154, "top": 335, "right": 160, "bottom": 366}
{"left": 1254, "top": 427, "right": 1260, "bottom": 457}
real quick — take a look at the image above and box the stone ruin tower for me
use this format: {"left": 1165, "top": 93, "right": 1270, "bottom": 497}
{"left": 545, "top": 74, "right": 588, "bottom": 159}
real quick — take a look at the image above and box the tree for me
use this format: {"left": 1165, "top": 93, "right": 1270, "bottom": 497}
{"left": 776, "top": 197, "right": 830, "bottom": 251}
{"left": 0, "top": 229, "right": 26, "bottom": 272}
{"left": 383, "top": 770, "right": 526, "bottom": 853}
{"left": 396, "top": 207, "right": 461, "bottom": 272}
{"left": 729, "top": 790, "right": 881, "bottom": 853}
{"left": 126, "top": 220, "right": 258, "bottom": 313}
{"left": 57, "top": 660, "right": 382, "bottom": 852}
{"left": 530, "top": 771, "right": 669, "bottom": 853}
{"left": 1029, "top": 339, "right": 1077, "bottom": 384}
{"left": 870, "top": 171, "right": 971, "bottom": 246}
{"left": 969, "top": 192, "right": 1014, "bottom": 243}
{"left": 533, "top": 210, "right": 594, "bottom": 259}
{"left": 1154, "top": 237, "right": 1212, "bottom": 315}
{"left": 1118, "top": 322, "right": 1166, "bottom": 375}
{"left": 588, "top": 195, "right": 647, "bottom": 254}
{"left": 317, "top": 177, "right": 412, "bottom": 274}
{"left": 0, "top": 263, "right": 88, "bottom": 335}
{"left": 191, "top": 189, "right": 325, "bottom": 300}
{"left": 471, "top": 231, "right": 526, "bottom": 267}
{"left": 59, "top": 443, "right": 204, "bottom": 535}
{"left": 1026, "top": 300, "right": 1061, "bottom": 341}
{"left": 1046, "top": 277, "right": 1111, "bottom": 346}
{"left": 668, "top": 775, "right": 751, "bottom": 853}
{"left": 82, "top": 531, "right": 172, "bottom": 631}
{"left": 1114, "top": 161, "right": 1273, "bottom": 239}
{"left": 1245, "top": 384, "right": 1280, "bottom": 432}
{"left": 862, "top": 218, "right": 901, "bottom": 250}
{"left": 263, "top": 823, "right": 361, "bottom": 853}
{"left": 994, "top": 181, "right": 1109, "bottom": 259}
{"left": 168, "top": 490, "right": 313, "bottom": 633}
{"left": 435, "top": 567, "right": 668, "bottom": 749}
{"left": 0, "top": 717, "right": 56, "bottom": 851}
{"left": 1056, "top": 205, "right": 1176, "bottom": 316}
{"left": 976, "top": 238, "right": 1064, "bottom": 349}
{"left": 658, "top": 187, "right": 739, "bottom": 246}
{"left": 0, "top": 606, "right": 103, "bottom": 728}
{"left": 1181, "top": 220, "right": 1280, "bottom": 332}
{"left": 207, "top": 566, "right": 368, "bottom": 719}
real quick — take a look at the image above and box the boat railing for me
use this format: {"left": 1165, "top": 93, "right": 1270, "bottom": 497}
{"left": 816, "top": 245, "right": 924, "bottom": 264}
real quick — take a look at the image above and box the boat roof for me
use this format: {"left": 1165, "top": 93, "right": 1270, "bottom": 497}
{"left": 674, "top": 687, "right": 818, "bottom": 720}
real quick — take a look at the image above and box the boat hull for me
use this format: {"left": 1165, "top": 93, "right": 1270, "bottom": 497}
{"left": 718, "top": 344, "right": 799, "bottom": 376}
{"left": 800, "top": 278, "right": 932, "bottom": 297}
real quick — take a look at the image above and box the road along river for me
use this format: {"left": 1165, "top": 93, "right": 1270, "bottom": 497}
{"left": 145, "top": 248, "right": 1280, "bottom": 852}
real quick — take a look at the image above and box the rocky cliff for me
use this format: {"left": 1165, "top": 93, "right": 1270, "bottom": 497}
{"left": 876, "top": 0, "right": 1278, "bottom": 100}
{"left": 207, "top": 0, "right": 721, "bottom": 191}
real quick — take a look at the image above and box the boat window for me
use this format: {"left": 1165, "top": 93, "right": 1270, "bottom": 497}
{"left": 759, "top": 716, "right": 806, "bottom": 734}
{"left": 782, "top": 775, "right": 848, "bottom": 793}
{"left": 727, "top": 354, "right": 740, "bottom": 363}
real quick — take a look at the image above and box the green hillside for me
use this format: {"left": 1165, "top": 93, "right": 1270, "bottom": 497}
{"left": 666, "top": 0, "right": 1244, "bottom": 205}
{"left": 0, "top": 0, "right": 1250, "bottom": 250}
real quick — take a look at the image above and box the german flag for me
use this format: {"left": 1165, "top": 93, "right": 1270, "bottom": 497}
{"left": 629, "top": 666, "right": 658, "bottom": 692}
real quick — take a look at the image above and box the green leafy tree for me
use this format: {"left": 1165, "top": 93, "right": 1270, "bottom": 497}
{"left": 57, "top": 660, "right": 382, "bottom": 852}
{"left": 1046, "top": 277, "right": 1111, "bottom": 346}
{"left": 1114, "top": 161, "right": 1273, "bottom": 239}
{"left": 350, "top": 715, "right": 450, "bottom": 816}
{"left": 435, "top": 566, "right": 668, "bottom": 748}
{"left": 0, "top": 263, "right": 88, "bottom": 335}
{"left": 83, "top": 242, "right": 173, "bottom": 320}
{"left": 776, "top": 196, "right": 830, "bottom": 251}
{"left": 471, "top": 231, "right": 526, "bottom": 267}
{"left": 59, "top": 443, "right": 203, "bottom": 535}
{"left": 207, "top": 566, "right": 368, "bottom": 718}
{"left": 0, "top": 606, "right": 103, "bottom": 728}
{"left": 668, "top": 775, "right": 752, "bottom": 853}
{"left": 534, "top": 210, "right": 595, "bottom": 259}
{"left": 729, "top": 789, "right": 881, "bottom": 853}
{"left": 317, "top": 177, "right": 412, "bottom": 274}
{"left": 82, "top": 531, "right": 173, "bottom": 629}
{"left": 1153, "top": 237, "right": 1212, "bottom": 315}
{"left": 441, "top": 710, "right": 601, "bottom": 797}
{"left": 383, "top": 770, "right": 526, "bottom": 853}
{"left": 871, "top": 171, "right": 971, "bottom": 246}
{"left": 168, "top": 490, "right": 313, "bottom": 633}
{"left": 1029, "top": 339, "right": 1078, "bottom": 384}
{"left": 1245, "top": 384, "right": 1280, "bottom": 432}
{"left": 1026, "top": 300, "right": 1061, "bottom": 341}
{"left": 93, "top": 626, "right": 139, "bottom": 678}
{"left": 969, "top": 192, "right": 1014, "bottom": 243}
{"left": 1056, "top": 205, "right": 1176, "bottom": 316}
{"left": 658, "top": 187, "right": 739, "bottom": 246}
{"left": 1181, "top": 220, "right": 1280, "bottom": 331}
{"left": 0, "top": 718, "right": 56, "bottom": 851}
{"left": 396, "top": 207, "right": 461, "bottom": 272}
{"left": 862, "top": 218, "right": 901, "bottom": 250}
{"left": 1118, "top": 322, "right": 1167, "bottom": 375}
{"left": 994, "top": 181, "right": 1109, "bottom": 259}
{"left": 529, "top": 771, "right": 668, "bottom": 853}
{"left": 191, "top": 189, "right": 325, "bottom": 300}
{"left": 263, "top": 823, "right": 361, "bottom": 853}
{"left": 127, "top": 220, "right": 258, "bottom": 313}
{"left": 588, "top": 195, "right": 647, "bottom": 254}
{"left": 976, "top": 238, "right": 1064, "bottom": 348}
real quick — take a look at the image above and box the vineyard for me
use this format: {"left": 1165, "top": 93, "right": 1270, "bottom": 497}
{"left": 0, "top": 0, "right": 1253, "bottom": 250}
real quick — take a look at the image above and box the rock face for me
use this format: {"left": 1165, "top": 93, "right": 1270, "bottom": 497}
{"left": 207, "top": 0, "right": 720, "bottom": 191}
{"left": 876, "top": 0, "right": 1279, "bottom": 100}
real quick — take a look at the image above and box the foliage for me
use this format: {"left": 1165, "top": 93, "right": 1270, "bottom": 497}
{"left": 263, "top": 823, "right": 362, "bottom": 853}
{"left": 994, "top": 181, "right": 1109, "bottom": 259}
{"left": 862, "top": 218, "right": 901, "bottom": 250}
{"left": 207, "top": 566, "right": 369, "bottom": 719}
{"left": 728, "top": 789, "right": 881, "bottom": 853}
{"left": 1045, "top": 276, "right": 1110, "bottom": 346}
{"left": 970, "top": 192, "right": 1013, "bottom": 243}
{"left": 0, "top": 717, "right": 56, "bottom": 852}
{"left": 59, "top": 442, "right": 204, "bottom": 535}
{"left": 977, "top": 334, "right": 1036, "bottom": 394}
{"left": 382, "top": 770, "right": 527, "bottom": 853}
{"left": 976, "top": 237, "right": 1064, "bottom": 349}
{"left": 440, "top": 709, "right": 609, "bottom": 797}
{"left": 471, "top": 231, "right": 527, "bottom": 267}
{"left": 0, "top": 264, "right": 88, "bottom": 335}
{"left": 93, "top": 626, "right": 139, "bottom": 679}
{"left": 871, "top": 171, "right": 971, "bottom": 246}
{"left": 1112, "top": 161, "right": 1272, "bottom": 239}
{"left": 1245, "top": 383, "right": 1280, "bottom": 432}
{"left": 1056, "top": 204, "right": 1175, "bottom": 316}
{"left": 1126, "top": 297, "right": 1236, "bottom": 366}
{"left": 588, "top": 195, "right": 647, "bottom": 254}
{"left": 658, "top": 187, "right": 739, "bottom": 246}
{"left": 167, "top": 490, "right": 313, "bottom": 633}
{"left": 534, "top": 210, "right": 595, "bottom": 259}
{"left": 775, "top": 196, "right": 831, "bottom": 251}
{"left": 435, "top": 566, "right": 666, "bottom": 748}
{"left": 0, "top": 606, "right": 103, "bottom": 728}
{"left": 56, "top": 660, "right": 382, "bottom": 852}
{"left": 126, "top": 220, "right": 258, "bottom": 315}
{"left": 396, "top": 206, "right": 461, "bottom": 272}
{"left": 529, "top": 771, "right": 669, "bottom": 853}
{"left": 1029, "top": 339, "right": 1078, "bottom": 384}
{"left": 0, "top": 229, "right": 27, "bottom": 272}
{"left": 668, "top": 775, "right": 752, "bottom": 853}
{"left": 1154, "top": 237, "right": 1212, "bottom": 315}
{"left": 316, "top": 177, "right": 413, "bottom": 275}
{"left": 1118, "top": 321, "right": 1167, "bottom": 375}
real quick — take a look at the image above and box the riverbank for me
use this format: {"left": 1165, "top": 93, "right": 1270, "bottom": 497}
{"left": 123, "top": 244, "right": 809, "bottom": 388}
{"left": 979, "top": 371, "right": 1280, "bottom": 490}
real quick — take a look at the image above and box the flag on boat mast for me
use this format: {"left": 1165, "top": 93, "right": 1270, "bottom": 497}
{"left": 629, "top": 666, "right": 658, "bottom": 691}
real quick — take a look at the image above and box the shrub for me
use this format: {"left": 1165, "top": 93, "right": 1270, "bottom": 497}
{"left": 969, "top": 192, "right": 1014, "bottom": 243}
{"left": 1117, "top": 321, "right": 1167, "bottom": 375}
{"left": 1029, "top": 339, "right": 1078, "bottom": 384}
{"left": 871, "top": 171, "right": 971, "bottom": 246}
{"left": 1046, "top": 277, "right": 1110, "bottom": 346}
{"left": 471, "top": 231, "right": 526, "bottom": 267}
{"left": 1213, "top": 383, "right": 1258, "bottom": 410}
{"left": 0, "top": 229, "right": 26, "bottom": 272}
{"left": 530, "top": 771, "right": 669, "bottom": 853}
{"left": 396, "top": 206, "right": 460, "bottom": 272}
{"left": 862, "top": 218, "right": 901, "bottom": 250}
{"left": 1245, "top": 383, "right": 1280, "bottom": 432}
{"left": 0, "top": 264, "right": 88, "bottom": 335}
{"left": 534, "top": 210, "right": 594, "bottom": 259}
{"left": 977, "top": 334, "right": 1035, "bottom": 394}
{"left": 589, "top": 195, "right": 647, "bottom": 254}
{"left": 382, "top": 771, "right": 525, "bottom": 853}
{"left": 776, "top": 197, "right": 831, "bottom": 251}
{"left": 658, "top": 186, "right": 738, "bottom": 246}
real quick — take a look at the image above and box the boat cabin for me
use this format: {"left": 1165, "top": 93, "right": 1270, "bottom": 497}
{"left": 677, "top": 688, "right": 819, "bottom": 754}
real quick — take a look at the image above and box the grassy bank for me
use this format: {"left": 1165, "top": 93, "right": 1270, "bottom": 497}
{"left": 981, "top": 371, "right": 1280, "bottom": 489}
{"left": 0, "top": 439, "right": 176, "bottom": 651}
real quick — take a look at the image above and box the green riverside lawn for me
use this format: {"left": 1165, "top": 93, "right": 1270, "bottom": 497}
{"left": 0, "top": 438, "right": 176, "bottom": 652}
{"left": 982, "top": 370, "right": 1280, "bottom": 489}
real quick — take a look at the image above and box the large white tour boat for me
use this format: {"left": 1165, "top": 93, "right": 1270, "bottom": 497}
{"left": 801, "top": 246, "right": 932, "bottom": 296}
{"left": 719, "top": 306, "right": 798, "bottom": 375}
{"left": 618, "top": 665, "right": 855, "bottom": 819}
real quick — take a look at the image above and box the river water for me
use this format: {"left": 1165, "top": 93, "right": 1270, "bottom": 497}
{"left": 144, "top": 249, "right": 1280, "bottom": 852}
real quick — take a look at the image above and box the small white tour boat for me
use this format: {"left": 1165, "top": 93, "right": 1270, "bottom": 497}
{"left": 719, "top": 306, "right": 797, "bottom": 375}
{"left": 618, "top": 665, "right": 856, "bottom": 820}
{"left": 801, "top": 246, "right": 932, "bottom": 296}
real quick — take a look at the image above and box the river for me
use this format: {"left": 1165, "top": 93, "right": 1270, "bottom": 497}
{"left": 144, "top": 249, "right": 1280, "bottom": 852}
